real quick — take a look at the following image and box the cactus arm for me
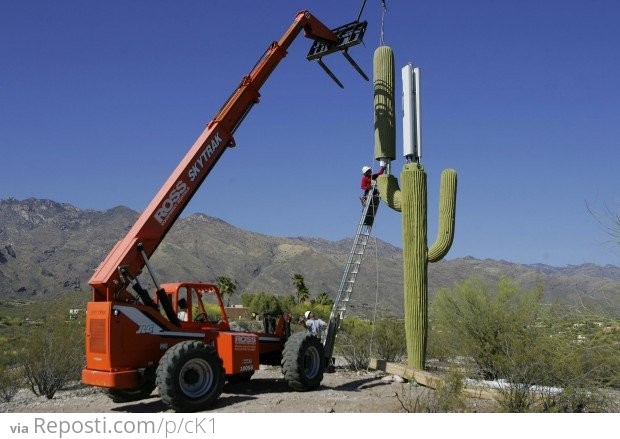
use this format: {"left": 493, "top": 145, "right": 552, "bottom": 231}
{"left": 428, "top": 169, "right": 457, "bottom": 262}
{"left": 376, "top": 174, "right": 402, "bottom": 212}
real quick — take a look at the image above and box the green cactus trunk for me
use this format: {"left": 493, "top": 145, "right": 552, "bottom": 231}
{"left": 401, "top": 164, "right": 428, "bottom": 368}
{"left": 377, "top": 166, "right": 457, "bottom": 370}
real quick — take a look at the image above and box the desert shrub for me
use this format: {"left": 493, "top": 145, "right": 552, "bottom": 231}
{"left": 22, "top": 324, "right": 84, "bottom": 399}
{"left": 430, "top": 277, "right": 618, "bottom": 412}
{"left": 336, "top": 318, "right": 372, "bottom": 370}
{"left": 277, "top": 295, "right": 297, "bottom": 313}
{"left": 0, "top": 315, "right": 22, "bottom": 327}
{"left": 240, "top": 292, "right": 329, "bottom": 323}
{"left": 0, "top": 317, "right": 23, "bottom": 401}
{"left": 536, "top": 385, "right": 612, "bottom": 413}
{"left": 247, "top": 292, "right": 283, "bottom": 316}
{"left": 433, "top": 369, "right": 468, "bottom": 412}
{"left": 0, "top": 362, "right": 22, "bottom": 402}
{"left": 198, "top": 302, "right": 222, "bottom": 321}
{"left": 0, "top": 293, "right": 89, "bottom": 400}
{"left": 569, "top": 318, "right": 620, "bottom": 389}
{"left": 335, "top": 316, "right": 407, "bottom": 369}
{"left": 20, "top": 311, "right": 84, "bottom": 399}
{"left": 371, "top": 317, "right": 406, "bottom": 362}
{"left": 398, "top": 369, "right": 467, "bottom": 413}
{"left": 240, "top": 292, "right": 254, "bottom": 308}
{"left": 431, "top": 277, "right": 546, "bottom": 380}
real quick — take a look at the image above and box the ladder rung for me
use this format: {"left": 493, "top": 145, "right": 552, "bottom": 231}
{"left": 329, "top": 193, "right": 378, "bottom": 331}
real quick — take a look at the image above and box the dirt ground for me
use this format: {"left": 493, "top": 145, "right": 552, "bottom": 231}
{"left": 0, "top": 366, "right": 499, "bottom": 413}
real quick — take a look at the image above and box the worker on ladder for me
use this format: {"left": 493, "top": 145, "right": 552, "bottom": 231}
{"left": 360, "top": 163, "right": 385, "bottom": 205}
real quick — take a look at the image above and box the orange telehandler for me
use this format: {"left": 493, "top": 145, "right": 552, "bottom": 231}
{"left": 81, "top": 10, "right": 367, "bottom": 411}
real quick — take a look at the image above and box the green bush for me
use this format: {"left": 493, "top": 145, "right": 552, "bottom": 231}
{"left": 397, "top": 369, "right": 468, "bottom": 413}
{"left": 277, "top": 295, "right": 297, "bottom": 313}
{"left": 372, "top": 318, "right": 406, "bottom": 363}
{"left": 240, "top": 292, "right": 254, "bottom": 308}
{"left": 431, "top": 277, "right": 545, "bottom": 380}
{"left": 19, "top": 296, "right": 86, "bottom": 400}
{"left": 335, "top": 318, "right": 372, "bottom": 370}
{"left": 0, "top": 362, "right": 21, "bottom": 402}
{"left": 21, "top": 317, "right": 84, "bottom": 399}
{"left": 247, "top": 292, "right": 283, "bottom": 316}
{"left": 240, "top": 292, "right": 323, "bottom": 321}
{"left": 429, "top": 276, "right": 619, "bottom": 412}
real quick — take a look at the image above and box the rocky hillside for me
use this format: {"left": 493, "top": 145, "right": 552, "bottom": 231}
{"left": 1, "top": 198, "right": 618, "bottom": 315}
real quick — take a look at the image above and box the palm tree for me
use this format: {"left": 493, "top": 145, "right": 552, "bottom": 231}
{"left": 292, "top": 273, "right": 310, "bottom": 304}
{"left": 216, "top": 276, "right": 237, "bottom": 307}
{"left": 314, "top": 291, "right": 333, "bottom": 306}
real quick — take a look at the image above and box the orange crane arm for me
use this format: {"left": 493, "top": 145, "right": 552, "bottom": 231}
{"left": 89, "top": 11, "right": 338, "bottom": 302}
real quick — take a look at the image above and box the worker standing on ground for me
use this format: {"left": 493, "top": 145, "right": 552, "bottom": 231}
{"left": 360, "top": 164, "right": 385, "bottom": 205}
{"left": 304, "top": 311, "right": 326, "bottom": 337}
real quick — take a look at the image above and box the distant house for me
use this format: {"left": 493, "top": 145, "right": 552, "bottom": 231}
{"left": 68, "top": 308, "right": 83, "bottom": 319}
{"left": 225, "top": 305, "right": 249, "bottom": 320}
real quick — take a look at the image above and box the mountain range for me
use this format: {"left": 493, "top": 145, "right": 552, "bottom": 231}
{"left": 1, "top": 198, "right": 618, "bottom": 315}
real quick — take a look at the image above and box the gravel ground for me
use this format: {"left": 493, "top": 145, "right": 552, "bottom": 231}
{"left": 0, "top": 366, "right": 499, "bottom": 413}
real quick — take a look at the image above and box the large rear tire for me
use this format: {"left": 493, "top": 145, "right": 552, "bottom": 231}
{"left": 281, "top": 332, "right": 325, "bottom": 391}
{"left": 156, "top": 341, "right": 224, "bottom": 412}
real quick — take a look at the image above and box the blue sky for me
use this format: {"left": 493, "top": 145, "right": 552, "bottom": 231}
{"left": 1, "top": 0, "right": 618, "bottom": 267}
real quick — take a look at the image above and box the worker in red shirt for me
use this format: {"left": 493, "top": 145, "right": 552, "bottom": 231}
{"left": 360, "top": 164, "right": 385, "bottom": 205}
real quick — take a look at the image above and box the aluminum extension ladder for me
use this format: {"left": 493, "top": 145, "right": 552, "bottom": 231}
{"left": 323, "top": 187, "right": 379, "bottom": 362}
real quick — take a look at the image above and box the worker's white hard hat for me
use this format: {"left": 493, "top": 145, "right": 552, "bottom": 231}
{"left": 362, "top": 166, "right": 371, "bottom": 174}
{"left": 304, "top": 311, "right": 311, "bottom": 319}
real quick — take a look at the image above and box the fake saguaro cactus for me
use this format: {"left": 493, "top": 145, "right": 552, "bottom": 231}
{"left": 373, "top": 46, "right": 457, "bottom": 370}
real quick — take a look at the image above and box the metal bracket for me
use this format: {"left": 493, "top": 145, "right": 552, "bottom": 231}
{"left": 317, "top": 59, "right": 344, "bottom": 88}
{"left": 342, "top": 49, "right": 369, "bottom": 81}
{"left": 307, "top": 20, "right": 369, "bottom": 87}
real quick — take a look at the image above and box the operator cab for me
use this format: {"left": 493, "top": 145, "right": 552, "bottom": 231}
{"left": 158, "top": 282, "right": 230, "bottom": 331}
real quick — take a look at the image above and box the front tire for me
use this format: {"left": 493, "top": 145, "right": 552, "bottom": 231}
{"left": 281, "top": 332, "right": 325, "bottom": 391}
{"left": 156, "top": 341, "right": 224, "bottom": 412}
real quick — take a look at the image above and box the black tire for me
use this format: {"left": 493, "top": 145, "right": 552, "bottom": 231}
{"left": 281, "top": 332, "right": 325, "bottom": 391}
{"left": 156, "top": 341, "right": 224, "bottom": 412}
{"left": 106, "top": 381, "right": 156, "bottom": 403}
